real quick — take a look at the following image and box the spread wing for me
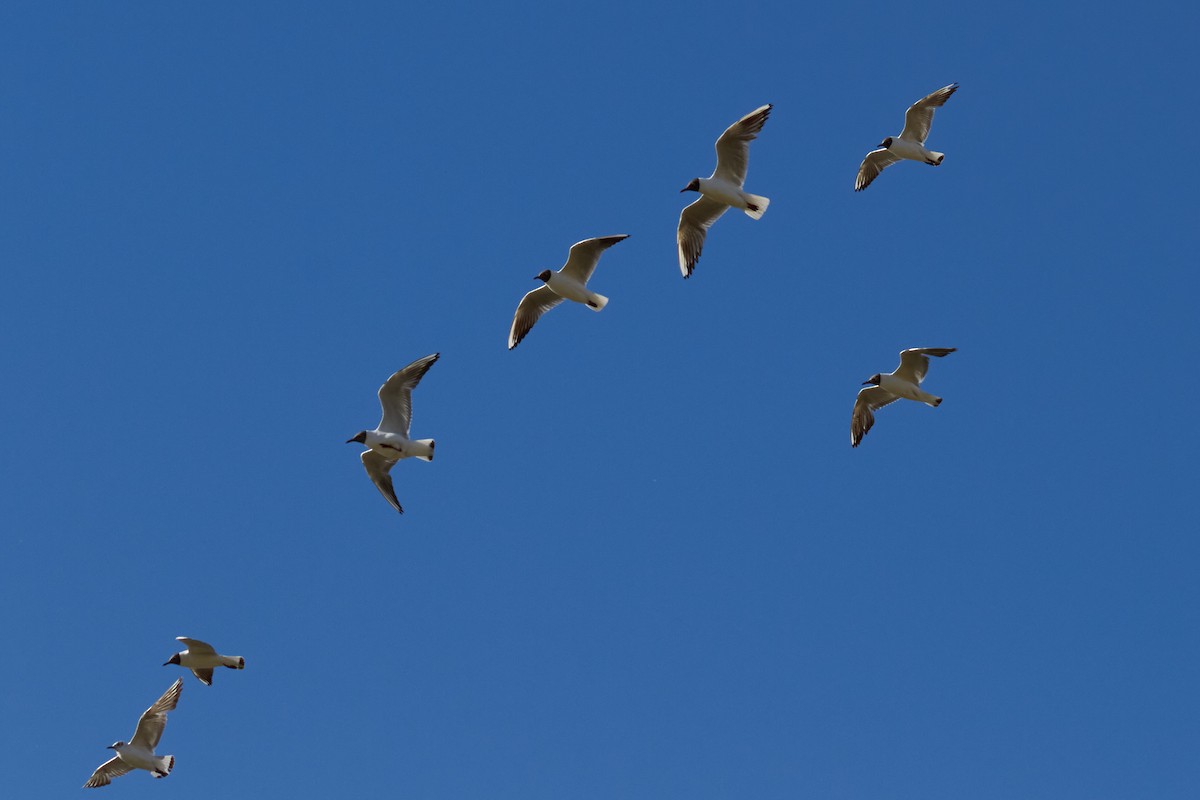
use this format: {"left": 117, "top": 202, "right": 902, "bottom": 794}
{"left": 712, "top": 104, "right": 771, "bottom": 186}
{"left": 560, "top": 234, "right": 629, "bottom": 284}
{"left": 176, "top": 636, "right": 216, "bottom": 655}
{"left": 895, "top": 347, "right": 956, "bottom": 385}
{"left": 677, "top": 196, "right": 729, "bottom": 278}
{"left": 130, "top": 678, "right": 182, "bottom": 751}
{"left": 508, "top": 285, "right": 565, "bottom": 349}
{"left": 377, "top": 353, "right": 440, "bottom": 436}
{"left": 851, "top": 386, "right": 900, "bottom": 447}
{"left": 84, "top": 755, "right": 135, "bottom": 788}
{"left": 362, "top": 450, "right": 403, "bottom": 514}
{"left": 899, "top": 83, "right": 958, "bottom": 144}
{"left": 855, "top": 148, "right": 902, "bottom": 191}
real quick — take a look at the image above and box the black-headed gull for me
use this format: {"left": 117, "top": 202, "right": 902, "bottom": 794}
{"left": 83, "top": 678, "right": 182, "bottom": 788}
{"left": 164, "top": 636, "right": 245, "bottom": 686}
{"left": 508, "top": 235, "right": 629, "bottom": 349}
{"left": 677, "top": 104, "right": 771, "bottom": 278}
{"left": 855, "top": 84, "right": 958, "bottom": 192}
{"left": 852, "top": 348, "right": 956, "bottom": 447}
{"left": 346, "top": 353, "right": 439, "bottom": 514}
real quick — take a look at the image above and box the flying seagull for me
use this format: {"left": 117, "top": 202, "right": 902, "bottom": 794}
{"left": 677, "top": 104, "right": 772, "bottom": 278}
{"left": 855, "top": 84, "right": 958, "bottom": 191}
{"left": 851, "top": 347, "right": 956, "bottom": 447}
{"left": 83, "top": 678, "right": 183, "bottom": 788}
{"left": 164, "top": 636, "right": 245, "bottom": 686}
{"left": 346, "top": 353, "right": 439, "bottom": 514}
{"left": 508, "top": 234, "right": 629, "bottom": 349}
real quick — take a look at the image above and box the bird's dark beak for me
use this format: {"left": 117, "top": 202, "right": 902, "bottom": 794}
{"left": 345, "top": 437, "right": 356, "bottom": 443}
{"left": 106, "top": 745, "right": 116, "bottom": 750}
{"left": 162, "top": 660, "right": 171, "bottom": 666}
{"left": 533, "top": 275, "right": 542, "bottom": 280}
{"left": 862, "top": 379, "right": 872, "bottom": 385}
{"left": 679, "top": 186, "right": 689, "bottom": 193}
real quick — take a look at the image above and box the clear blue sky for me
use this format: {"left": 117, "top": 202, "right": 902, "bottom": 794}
{"left": 2, "top": 2, "right": 1198, "bottom": 797}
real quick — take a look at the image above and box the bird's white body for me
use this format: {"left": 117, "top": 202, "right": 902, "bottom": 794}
{"left": 877, "top": 372, "right": 941, "bottom": 406}
{"left": 362, "top": 429, "right": 435, "bottom": 462}
{"left": 885, "top": 137, "right": 944, "bottom": 166}
{"left": 543, "top": 270, "right": 608, "bottom": 310}
{"left": 693, "top": 177, "right": 769, "bottom": 218}
{"left": 110, "top": 744, "right": 173, "bottom": 777}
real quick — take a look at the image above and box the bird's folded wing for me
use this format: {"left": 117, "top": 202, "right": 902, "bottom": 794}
{"left": 130, "top": 678, "right": 182, "bottom": 750}
{"left": 899, "top": 83, "right": 958, "bottom": 144}
{"left": 362, "top": 450, "right": 403, "bottom": 514}
{"left": 508, "top": 285, "right": 564, "bottom": 349}
{"left": 713, "top": 104, "right": 771, "bottom": 186}
{"left": 84, "top": 756, "right": 134, "bottom": 788}
{"left": 855, "top": 149, "right": 901, "bottom": 191}
{"left": 677, "top": 196, "right": 729, "bottom": 278}
{"left": 378, "top": 353, "right": 440, "bottom": 437}
{"left": 851, "top": 387, "right": 899, "bottom": 447}
{"left": 176, "top": 636, "right": 216, "bottom": 655}
{"left": 560, "top": 235, "right": 629, "bottom": 283}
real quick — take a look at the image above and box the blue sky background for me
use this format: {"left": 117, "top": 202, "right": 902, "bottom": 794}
{"left": 2, "top": 2, "right": 1198, "bottom": 797}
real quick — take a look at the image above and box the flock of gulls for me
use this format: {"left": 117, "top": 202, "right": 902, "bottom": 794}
{"left": 83, "top": 84, "right": 960, "bottom": 788}
{"left": 84, "top": 638, "right": 243, "bottom": 787}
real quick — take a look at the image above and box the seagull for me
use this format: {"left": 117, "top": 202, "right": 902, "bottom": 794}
{"left": 164, "top": 636, "right": 245, "bottom": 686}
{"left": 83, "top": 678, "right": 182, "bottom": 788}
{"left": 677, "top": 104, "right": 771, "bottom": 278}
{"left": 346, "top": 353, "right": 439, "bottom": 514}
{"left": 855, "top": 84, "right": 958, "bottom": 191}
{"left": 851, "top": 347, "right": 956, "bottom": 447}
{"left": 508, "top": 234, "right": 629, "bottom": 349}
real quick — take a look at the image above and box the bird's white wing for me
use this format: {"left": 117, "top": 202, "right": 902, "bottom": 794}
{"left": 851, "top": 386, "right": 900, "bottom": 447}
{"left": 895, "top": 347, "right": 956, "bottom": 385}
{"left": 712, "top": 104, "right": 771, "bottom": 186}
{"left": 855, "top": 148, "right": 902, "bottom": 191}
{"left": 899, "top": 83, "right": 958, "bottom": 144}
{"left": 129, "top": 678, "right": 182, "bottom": 751}
{"left": 175, "top": 636, "right": 216, "bottom": 655}
{"left": 377, "top": 353, "right": 440, "bottom": 436}
{"left": 560, "top": 234, "right": 629, "bottom": 284}
{"left": 362, "top": 450, "right": 402, "bottom": 514}
{"left": 191, "top": 668, "right": 215, "bottom": 686}
{"left": 677, "top": 196, "right": 729, "bottom": 278}
{"left": 508, "top": 285, "right": 565, "bottom": 349}
{"left": 84, "top": 755, "right": 135, "bottom": 788}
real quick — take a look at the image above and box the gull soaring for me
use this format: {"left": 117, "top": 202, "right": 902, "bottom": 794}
{"left": 83, "top": 678, "right": 182, "bottom": 788}
{"left": 508, "top": 235, "right": 629, "bottom": 349}
{"left": 855, "top": 84, "right": 958, "bottom": 191}
{"left": 164, "top": 636, "right": 245, "bottom": 686}
{"left": 677, "top": 104, "right": 772, "bottom": 277}
{"left": 851, "top": 347, "right": 956, "bottom": 447}
{"left": 347, "top": 353, "right": 440, "bottom": 514}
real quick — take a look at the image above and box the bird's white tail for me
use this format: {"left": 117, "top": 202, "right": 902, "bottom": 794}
{"left": 414, "top": 439, "right": 435, "bottom": 461}
{"left": 222, "top": 655, "right": 245, "bottom": 669}
{"left": 586, "top": 293, "right": 609, "bottom": 311}
{"left": 742, "top": 194, "right": 770, "bottom": 220}
{"left": 928, "top": 151, "right": 945, "bottom": 165}
{"left": 152, "top": 755, "right": 174, "bottom": 778}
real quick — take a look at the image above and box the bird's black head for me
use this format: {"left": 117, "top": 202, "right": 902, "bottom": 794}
{"left": 878, "top": 137, "right": 893, "bottom": 149}
{"left": 346, "top": 431, "right": 368, "bottom": 444}
{"left": 862, "top": 373, "right": 883, "bottom": 386}
{"left": 680, "top": 178, "right": 701, "bottom": 193}
{"left": 534, "top": 269, "right": 552, "bottom": 282}
{"left": 163, "top": 653, "right": 181, "bottom": 667}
